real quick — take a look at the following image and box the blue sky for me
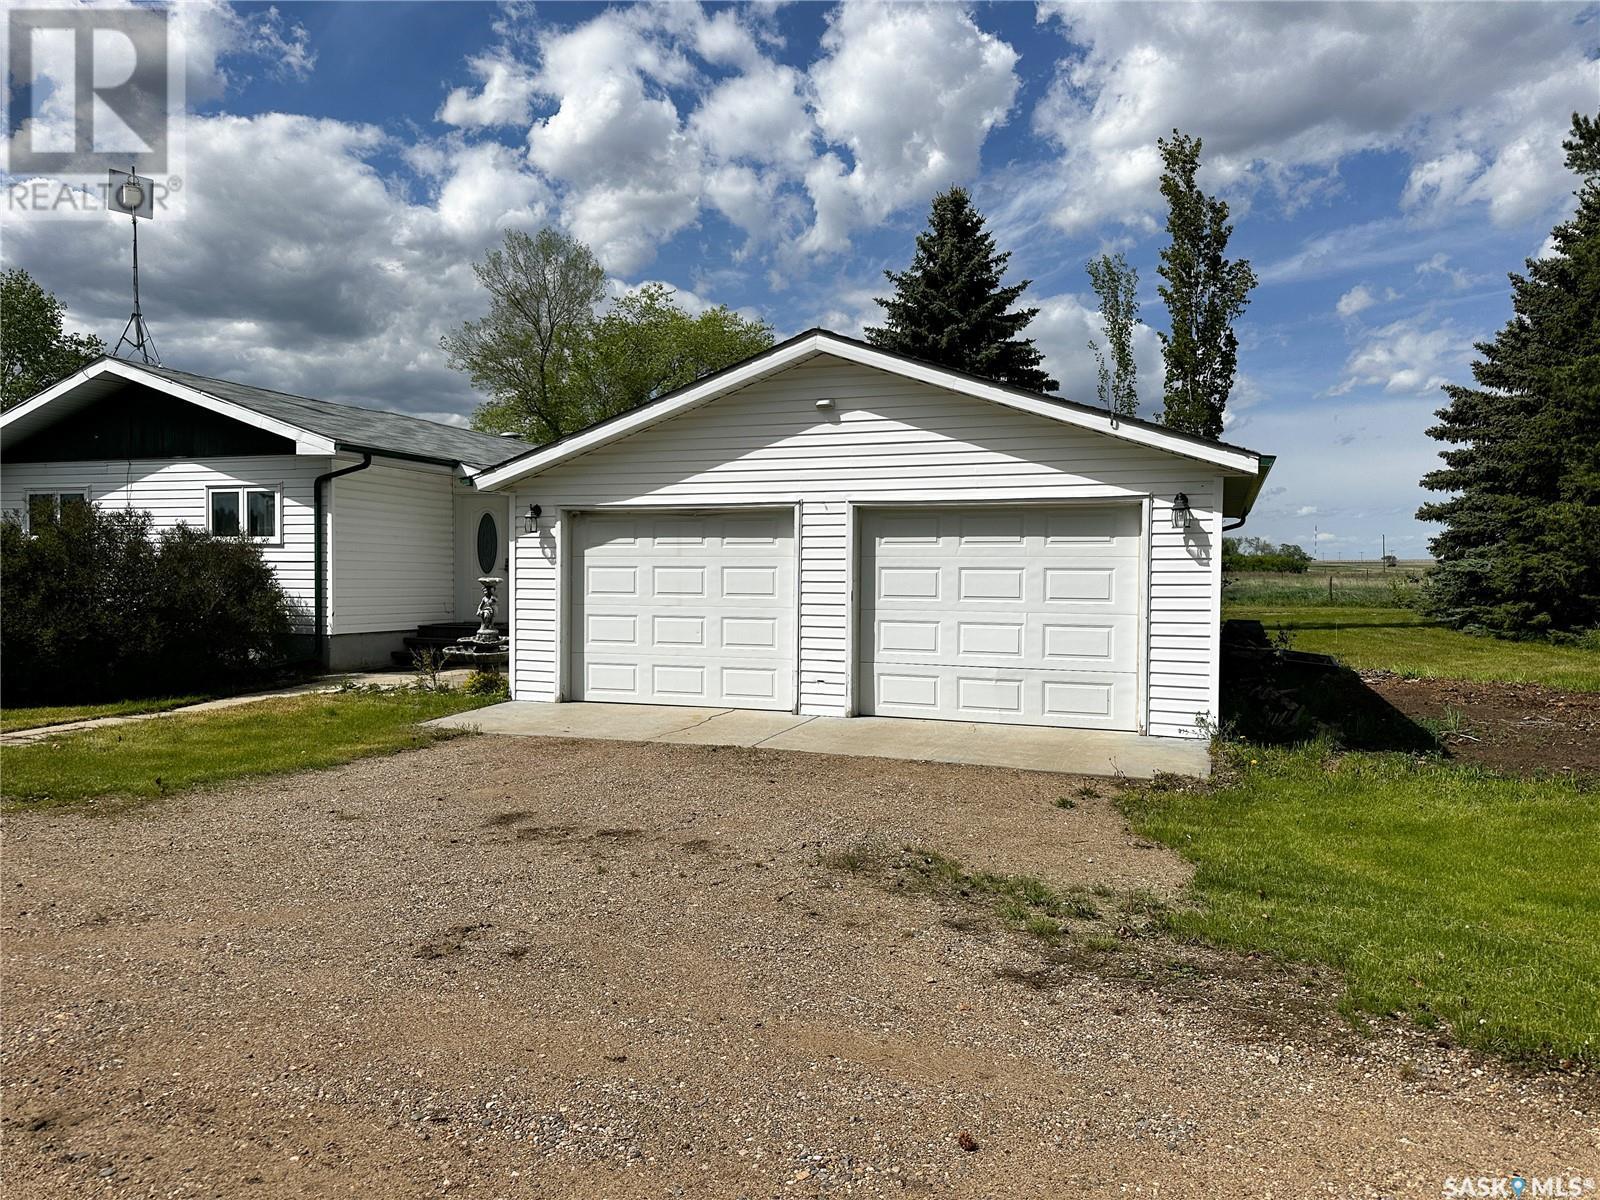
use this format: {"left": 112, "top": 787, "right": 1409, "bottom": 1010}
{"left": 5, "top": 1, "right": 1597, "bottom": 558}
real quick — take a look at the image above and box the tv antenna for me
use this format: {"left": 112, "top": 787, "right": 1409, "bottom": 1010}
{"left": 108, "top": 165, "right": 160, "bottom": 365}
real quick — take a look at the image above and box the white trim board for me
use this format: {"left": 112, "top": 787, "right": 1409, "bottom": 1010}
{"left": 472, "top": 332, "right": 1265, "bottom": 490}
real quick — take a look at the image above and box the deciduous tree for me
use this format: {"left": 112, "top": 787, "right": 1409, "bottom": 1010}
{"left": 1155, "top": 132, "right": 1257, "bottom": 440}
{"left": 1085, "top": 252, "right": 1140, "bottom": 416}
{"left": 1, "top": 268, "right": 106, "bottom": 411}
{"left": 442, "top": 229, "right": 606, "bottom": 444}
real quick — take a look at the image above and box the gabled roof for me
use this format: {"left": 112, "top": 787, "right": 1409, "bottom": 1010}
{"left": 0, "top": 357, "right": 531, "bottom": 471}
{"left": 472, "top": 329, "right": 1271, "bottom": 507}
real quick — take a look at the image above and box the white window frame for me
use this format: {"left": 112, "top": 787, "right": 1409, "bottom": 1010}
{"left": 207, "top": 485, "right": 282, "bottom": 545}
{"left": 24, "top": 489, "right": 90, "bottom": 533}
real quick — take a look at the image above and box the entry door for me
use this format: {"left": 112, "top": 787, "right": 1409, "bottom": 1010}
{"left": 859, "top": 506, "right": 1141, "bottom": 730}
{"left": 572, "top": 510, "right": 795, "bottom": 710}
{"left": 456, "top": 496, "right": 507, "bottom": 621}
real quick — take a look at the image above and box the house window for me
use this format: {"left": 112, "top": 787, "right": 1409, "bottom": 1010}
{"left": 26, "top": 491, "right": 88, "bottom": 530}
{"left": 209, "top": 487, "right": 279, "bottom": 541}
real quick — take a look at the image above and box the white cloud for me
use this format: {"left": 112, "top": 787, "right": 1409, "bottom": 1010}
{"left": 1336, "top": 286, "right": 1376, "bottom": 319}
{"left": 1027, "top": 292, "right": 1163, "bottom": 413}
{"left": 1335, "top": 315, "right": 1473, "bottom": 397}
{"left": 1415, "top": 252, "right": 1472, "bottom": 291}
{"left": 523, "top": 11, "right": 703, "bottom": 273}
{"left": 438, "top": 52, "right": 540, "bottom": 128}
{"left": 1027, "top": 2, "right": 1595, "bottom": 236}
{"left": 802, "top": 2, "right": 1020, "bottom": 253}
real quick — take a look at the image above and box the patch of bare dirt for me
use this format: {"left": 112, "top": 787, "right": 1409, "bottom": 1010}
{"left": 1365, "top": 672, "right": 1600, "bottom": 775}
{"left": 3, "top": 736, "right": 1595, "bottom": 1198}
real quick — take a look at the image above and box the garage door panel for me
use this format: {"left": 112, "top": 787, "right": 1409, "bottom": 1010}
{"left": 862, "top": 611, "right": 1136, "bottom": 670}
{"left": 861, "top": 507, "right": 1140, "bottom": 731}
{"left": 859, "top": 665, "right": 1136, "bottom": 730}
{"left": 574, "top": 511, "right": 794, "bottom": 711}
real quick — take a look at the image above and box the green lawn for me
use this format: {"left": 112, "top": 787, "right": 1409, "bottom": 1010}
{"left": 1125, "top": 744, "right": 1600, "bottom": 1067}
{"left": 1, "top": 694, "right": 210, "bottom": 733}
{"left": 1228, "top": 603, "right": 1600, "bottom": 692}
{"left": 1, "top": 690, "right": 496, "bottom": 809}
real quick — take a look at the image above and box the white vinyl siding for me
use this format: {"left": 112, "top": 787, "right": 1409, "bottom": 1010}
{"left": 328, "top": 461, "right": 454, "bottom": 635}
{"left": 507, "top": 355, "right": 1229, "bottom": 738}
{"left": 1, "top": 456, "right": 325, "bottom": 632}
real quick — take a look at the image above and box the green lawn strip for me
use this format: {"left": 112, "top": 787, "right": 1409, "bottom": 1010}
{"left": 1227, "top": 604, "right": 1600, "bottom": 692}
{"left": 1, "top": 694, "right": 212, "bottom": 733}
{"left": 1123, "top": 745, "right": 1600, "bottom": 1067}
{"left": 1, "top": 691, "right": 497, "bottom": 809}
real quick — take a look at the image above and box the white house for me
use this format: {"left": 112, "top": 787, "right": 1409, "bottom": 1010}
{"left": 472, "top": 330, "right": 1273, "bottom": 740}
{"left": 0, "top": 357, "right": 530, "bottom": 669}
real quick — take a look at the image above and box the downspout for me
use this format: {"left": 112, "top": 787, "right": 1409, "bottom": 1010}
{"left": 313, "top": 451, "right": 372, "bottom": 667}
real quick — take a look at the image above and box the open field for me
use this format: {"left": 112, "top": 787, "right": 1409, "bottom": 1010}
{"left": 1227, "top": 604, "right": 1600, "bottom": 691}
{"left": 1223, "top": 559, "right": 1430, "bottom": 608}
{"left": 0, "top": 690, "right": 498, "bottom": 809}
{"left": 1125, "top": 742, "right": 1600, "bottom": 1067}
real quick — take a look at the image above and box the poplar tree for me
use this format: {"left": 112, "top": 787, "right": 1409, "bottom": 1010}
{"left": 867, "top": 187, "right": 1057, "bottom": 392}
{"left": 1086, "top": 252, "right": 1139, "bottom": 416}
{"left": 1155, "top": 131, "right": 1257, "bottom": 440}
{"left": 1417, "top": 112, "right": 1600, "bottom": 636}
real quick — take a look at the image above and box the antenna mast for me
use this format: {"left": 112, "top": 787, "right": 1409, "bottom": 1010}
{"left": 109, "top": 164, "right": 160, "bottom": 365}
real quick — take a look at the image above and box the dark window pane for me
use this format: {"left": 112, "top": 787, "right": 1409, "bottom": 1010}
{"left": 211, "top": 490, "right": 240, "bottom": 536}
{"left": 59, "top": 493, "right": 88, "bottom": 517}
{"left": 476, "top": 512, "right": 498, "bottom": 574}
{"left": 247, "top": 490, "right": 276, "bottom": 539}
{"left": 28, "top": 494, "right": 55, "bottom": 527}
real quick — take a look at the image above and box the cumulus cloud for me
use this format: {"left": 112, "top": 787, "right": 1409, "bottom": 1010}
{"left": 802, "top": 2, "right": 1020, "bottom": 253}
{"left": 1025, "top": 1, "right": 1595, "bottom": 236}
{"left": 1336, "top": 286, "right": 1377, "bottom": 319}
{"left": 438, "top": 52, "right": 540, "bottom": 128}
{"left": 4, "top": 113, "right": 543, "bottom": 414}
{"left": 1026, "top": 292, "right": 1163, "bottom": 413}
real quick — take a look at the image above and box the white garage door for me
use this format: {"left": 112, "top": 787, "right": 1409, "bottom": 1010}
{"left": 572, "top": 510, "right": 795, "bottom": 710}
{"left": 860, "top": 506, "right": 1141, "bottom": 730}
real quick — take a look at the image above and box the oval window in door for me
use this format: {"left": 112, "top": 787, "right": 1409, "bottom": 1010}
{"left": 476, "top": 512, "right": 499, "bottom": 574}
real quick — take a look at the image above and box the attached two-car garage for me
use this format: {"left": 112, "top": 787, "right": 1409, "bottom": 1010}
{"left": 570, "top": 503, "right": 1140, "bottom": 732}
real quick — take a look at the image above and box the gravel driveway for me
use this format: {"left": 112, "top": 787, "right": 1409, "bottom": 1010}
{"left": 4, "top": 735, "right": 1594, "bottom": 1197}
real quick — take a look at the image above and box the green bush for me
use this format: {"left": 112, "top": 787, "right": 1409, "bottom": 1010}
{"left": 1, "top": 504, "right": 295, "bottom": 704}
{"left": 461, "top": 668, "right": 509, "bottom": 697}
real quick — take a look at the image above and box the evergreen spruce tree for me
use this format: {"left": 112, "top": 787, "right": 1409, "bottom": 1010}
{"left": 866, "top": 187, "right": 1057, "bottom": 392}
{"left": 1155, "top": 131, "right": 1257, "bottom": 440}
{"left": 1417, "top": 111, "right": 1600, "bottom": 636}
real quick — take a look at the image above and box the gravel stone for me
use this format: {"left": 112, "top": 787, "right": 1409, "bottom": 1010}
{"left": 3, "top": 735, "right": 1595, "bottom": 1197}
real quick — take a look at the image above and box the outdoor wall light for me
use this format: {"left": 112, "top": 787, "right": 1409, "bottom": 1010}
{"left": 522, "top": 502, "right": 542, "bottom": 533}
{"left": 1172, "top": 492, "right": 1192, "bottom": 528}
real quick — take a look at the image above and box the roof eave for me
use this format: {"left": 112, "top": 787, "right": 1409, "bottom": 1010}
{"left": 474, "top": 331, "right": 1264, "bottom": 491}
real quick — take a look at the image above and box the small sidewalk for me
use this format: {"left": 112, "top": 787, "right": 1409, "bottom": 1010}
{"left": 428, "top": 701, "right": 1211, "bottom": 779}
{"left": 0, "top": 669, "right": 473, "bottom": 746}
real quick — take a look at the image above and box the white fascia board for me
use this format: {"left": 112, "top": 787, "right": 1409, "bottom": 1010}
{"left": 0, "top": 358, "right": 337, "bottom": 455}
{"left": 473, "top": 333, "right": 1260, "bottom": 490}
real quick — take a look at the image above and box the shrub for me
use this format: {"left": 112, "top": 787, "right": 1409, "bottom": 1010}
{"left": 461, "top": 668, "right": 509, "bottom": 698}
{"left": 1, "top": 504, "right": 295, "bottom": 704}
